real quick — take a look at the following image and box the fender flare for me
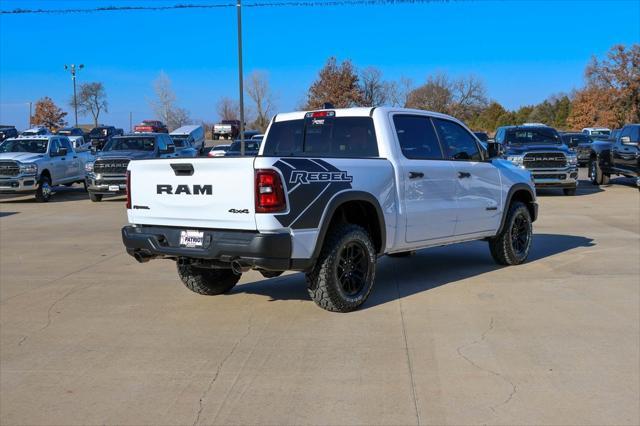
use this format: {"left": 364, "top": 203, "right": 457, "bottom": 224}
{"left": 310, "top": 191, "right": 387, "bottom": 261}
{"left": 496, "top": 183, "right": 537, "bottom": 235}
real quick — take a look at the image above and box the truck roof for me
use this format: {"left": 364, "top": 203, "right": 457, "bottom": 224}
{"left": 170, "top": 125, "right": 202, "bottom": 135}
{"left": 274, "top": 106, "right": 462, "bottom": 123}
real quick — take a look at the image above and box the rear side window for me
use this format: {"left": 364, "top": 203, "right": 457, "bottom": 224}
{"left": 432, "top": 118, "right": 482, "bottom": 161}
{"left": 393, "top": 115, "right": 444, "bottom": 160}
{"left": 263, "top": 117, "right": 378, "bottom": 158}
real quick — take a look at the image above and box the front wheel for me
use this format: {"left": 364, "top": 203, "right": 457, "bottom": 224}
{"left": 89, "top": 192, "right": 103, "bottom": 202}
{"left": 306, "top": 224, "right": 376, "bottom": 313}
{"left": 590, "top": 159, "right": 610, "bottom": 185}
{"left": 488, "top": 201, "right": 533, "bottom": 266}
{"left": 177, "top": 264, "right": 240, "bottom": 295}
{"left": 35, "top": 176, "right": 52, "bottom": 202}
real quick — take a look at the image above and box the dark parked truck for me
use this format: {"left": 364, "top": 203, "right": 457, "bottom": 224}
{"left": 85, "top": 133, "right": 184, "bottom": 202}
{"left": 588, "top": 124, "right": 640, "bottom": 190}
{"left": 122, "top": 107, "right": 538, "bottom": 313}
{"left": 88, "top": 126, "right": 118, "bottom": 150}
{"left": 496, "top": 125, "right": 578, "bottom": 195}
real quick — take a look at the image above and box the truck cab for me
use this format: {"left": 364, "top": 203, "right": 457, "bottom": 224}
{"left": 589, "top": 124, "right": 640, "bottom": 189}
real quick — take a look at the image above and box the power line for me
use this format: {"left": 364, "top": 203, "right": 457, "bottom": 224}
{"left": 1, "top": 0, "right": 476, "bottom": 15}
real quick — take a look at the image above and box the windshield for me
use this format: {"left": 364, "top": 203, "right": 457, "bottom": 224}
{"left": 0, "top": 139, "right": 48, "bottom": 153}
{"left": 228, "top": 141, "right": 260, "bottom": 152}
{"left": 103, "top": 137, "right": 155, "bottom": 152}
{"left": 170, "top": 136, "right": 188, "bottom": 148}
{"left": 504, "top": 128, "right": 561, "bottom": 145}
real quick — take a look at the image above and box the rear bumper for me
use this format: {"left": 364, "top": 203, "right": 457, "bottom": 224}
{"left": 122, "top": 225, "right": 292, "bottom": 271}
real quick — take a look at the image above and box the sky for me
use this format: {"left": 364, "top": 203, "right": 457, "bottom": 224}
{"left": 0, "top": 0, "right": 638, "bottom": 130}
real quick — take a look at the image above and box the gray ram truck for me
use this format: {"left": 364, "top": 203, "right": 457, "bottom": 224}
{"left": 0, "top": 135, "right": 92, "bottom": 202}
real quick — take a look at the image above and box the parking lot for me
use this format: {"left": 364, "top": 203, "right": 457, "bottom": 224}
{"left": 0, "top": 169, "right": 638, "bottom": 425}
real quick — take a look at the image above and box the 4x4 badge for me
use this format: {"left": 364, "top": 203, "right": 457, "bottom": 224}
{"left": 228, "top": 209, "right": 249, "bottom": 214}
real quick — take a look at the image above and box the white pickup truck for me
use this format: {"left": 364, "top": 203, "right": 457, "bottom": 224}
{"left": 122, "top": 107, "right": 538, "bottom": 312}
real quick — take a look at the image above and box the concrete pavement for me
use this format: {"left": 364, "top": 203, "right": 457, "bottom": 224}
{"left": 1, "top": 172, "right": 638, "bottom": 425}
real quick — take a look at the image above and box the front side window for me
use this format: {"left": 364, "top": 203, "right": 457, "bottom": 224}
{"left": 49, "top": 139, "right": 61, "bottom": 155}
{"left": 432, "top": 118, "right": 482, "bottom": 161}
{"left": 263, "top": 116, "right": 378, "bottom": 158}
{"left": 393, "top": 115, "right": 444, "bottom": 160}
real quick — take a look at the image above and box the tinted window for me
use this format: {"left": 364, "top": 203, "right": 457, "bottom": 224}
{"left": 630, "top": 126, "right": 640, "bottom": 142}
{"left": 263, "top": 117, "right": 378, "bottom": 158}
{"left": 0, "top": 139, "right": 48, "bottom": 154}
{"left": 60, "top": 138, "right": 73, "bottom": 151}
{"left": 49, "top": 139, "right": 61, "bottom": 154}
{"left": 393, "top": 115, "right": 444, "bottom": 160}
{"left": 432, "top": 118, "right": 481, "bottom": 161}
{"left": 157, "top": 135, "right": 169, "bottom": 151}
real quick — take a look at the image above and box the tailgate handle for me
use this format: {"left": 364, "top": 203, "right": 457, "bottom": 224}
{"left": 171, "top": 163, "right": 194, "bottom": 176}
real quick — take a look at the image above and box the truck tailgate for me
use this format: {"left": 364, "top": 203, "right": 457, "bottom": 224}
{"left": 127, "top": 157, "right": 257, "bottom": 230}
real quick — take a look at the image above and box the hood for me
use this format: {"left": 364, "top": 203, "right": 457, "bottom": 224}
{"left": 505, "top": 143, "right": 571, "bottom": 155}
{"left": 95, "top": 150, "right": 156, "bottom": 161}
{"left": 0, "top": 152, "right": 45, "bottom": 163}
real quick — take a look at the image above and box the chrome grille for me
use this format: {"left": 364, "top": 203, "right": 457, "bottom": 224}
{"left": 523, "top": 152, "right": 566, "bottom": 169}
{"left": 94, "top": 159, "right": 130, "bottom": 175}
{"left": 0, "top": 161, "right": 20, "bottom": 177}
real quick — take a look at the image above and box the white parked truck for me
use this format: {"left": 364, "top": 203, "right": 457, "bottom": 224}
{"left": 122, "top": 107, "right": 538, "bottom": 312}
{"left": 0, "top": 135, "right": 92, "bottom": 201}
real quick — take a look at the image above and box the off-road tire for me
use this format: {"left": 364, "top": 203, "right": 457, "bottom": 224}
{"left": 488, "top": 201, "right": 532, "bottom": 266}
{"left": 590, "top": 159, "right": 610, "bottom": 185}
{"left": 177, "top": 264, "right": 240, "bottom": 295}
{"left": 89, "top": 192, "right": 103, "bottom": 202}
{"left": 35, "top": 175, "right": 52, "bottom": 202}
{"left": 306, "top": 224, "right": 376, "bottom": 313}
{"left": 387, "top": 251, "right": 416, "bottom": 258}
{"left": 563, "top": 188, "right": 577, "bottom": 196}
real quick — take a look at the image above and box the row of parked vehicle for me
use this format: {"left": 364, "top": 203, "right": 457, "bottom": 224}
{"left": 473, "top": 124, "right": 640, "bottom": 194}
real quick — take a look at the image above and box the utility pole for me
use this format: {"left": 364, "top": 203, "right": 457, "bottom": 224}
{"left": 64, "top": 64, "right": 84, "bottom": 127}
{"left": 129, "top": 112, "right": 133, "bottom": 132}
{"left": 237, "top": 0, "right": 245, "bottom": 156}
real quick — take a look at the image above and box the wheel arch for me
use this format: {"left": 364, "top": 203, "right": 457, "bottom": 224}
{"left": 311, "top": 191, "right": 386, "bottom": 261}
{"left": 497, "top": 184, "right": 537, "bottom": 235}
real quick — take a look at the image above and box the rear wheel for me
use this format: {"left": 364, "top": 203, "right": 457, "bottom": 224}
{"left": 177, "top": 263, "right": 240, "bottom": 295}
{"left": 488, "top": 201, "right": 532, "bottom": 266}
{"left": 89, "top": 192, "right": 103, "bottom": 202}
{"left": 306, "top": 224, "right": 376, "bottom": 312}
{"left": 35, "top": 175, "right": 52, "bottom": 202}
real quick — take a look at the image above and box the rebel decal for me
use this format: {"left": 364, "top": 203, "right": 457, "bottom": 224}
{"left": 272, "top": 158, "right": 352, "bottom": 228}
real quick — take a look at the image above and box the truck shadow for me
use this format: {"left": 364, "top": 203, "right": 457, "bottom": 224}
{"left": 535, "top": 179, "right": 603, "bottom": 197}
{"left": 232, "top": 233, "right": 595, "bottom": 310}
{"left": 0, "top": 186, "right": 125, "bottom": 203}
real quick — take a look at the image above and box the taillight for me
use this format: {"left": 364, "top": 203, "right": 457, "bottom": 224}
{"left": 255, "top": 169, "right": 286, "bottom": 213}
{"left": 126, "top": 171, "right": 131, "bottom": 209}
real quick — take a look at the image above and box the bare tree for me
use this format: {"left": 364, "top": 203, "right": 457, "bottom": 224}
{"left": 386, "top": 76, "right": 413, "bottom": 107}
{"left": 360, "top": 67, "right": 388, "bottom": 107}
{"left": 216, "top": 97, "right": 239, "bottom": 121}
{"left": 74, "top": 82, "right": 107, "bottom": 128}
{"left": 246, "top": 71, "right": 276, "bottom": 132}
{"left": 406, "top": 73, "right": 453, "bottom": 113}
{"left": 150, "top": 71, "right": 191, "bottom": 131}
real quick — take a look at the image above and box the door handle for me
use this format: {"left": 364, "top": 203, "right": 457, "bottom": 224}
{"left": 408, "top": 171, "right": 424, "bottom": 179}
{"left": 458, "top": 171, "right": 471, "bottom": 179}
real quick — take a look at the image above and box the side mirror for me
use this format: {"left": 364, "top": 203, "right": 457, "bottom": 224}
{"left": 486, "top": 141, "right": 503, "bottom": 158}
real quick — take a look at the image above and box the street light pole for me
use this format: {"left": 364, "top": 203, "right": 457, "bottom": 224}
{"left": 237, "top": 0, "right": 245, "bottom": 156}
{"left": 64, "top": 64, "right": 84, "bottom": 127}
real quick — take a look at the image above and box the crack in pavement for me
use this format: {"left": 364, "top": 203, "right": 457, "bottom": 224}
{"left": 192, "top": 312, "right": 254, "bottom": 426}
{"left": 395, "top": 278, "right": 421, "bottom": 426}
{"left": 455, "top": 317, "right": 518, "bottom": 413}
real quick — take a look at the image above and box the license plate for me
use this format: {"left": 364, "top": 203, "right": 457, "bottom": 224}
{"left": 180, "top": 230, "right": 204, "bottom": 248}
{"left": 108, "top": 185, "right": 120, "bottom": 192}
